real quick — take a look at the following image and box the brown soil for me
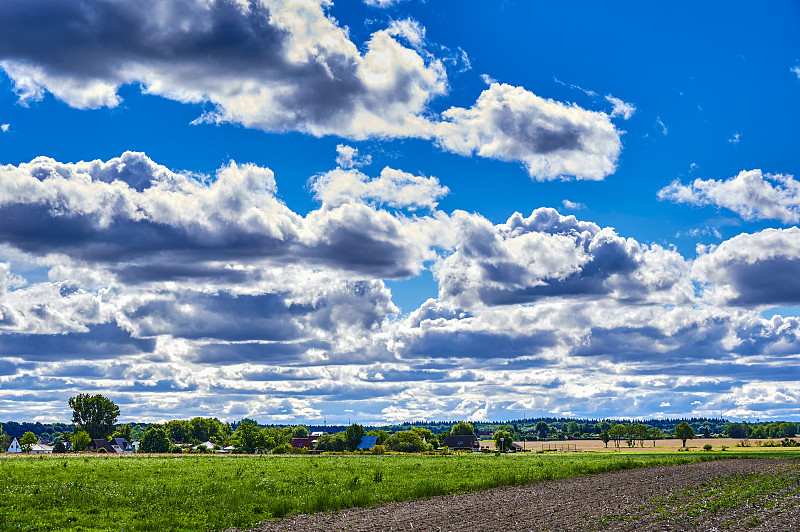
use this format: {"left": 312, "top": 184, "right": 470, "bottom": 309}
{"left": 233, "top": 459, "right": 800, "bottom": 531}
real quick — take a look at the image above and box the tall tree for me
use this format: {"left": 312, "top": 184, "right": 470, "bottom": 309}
{"left": 675, "top": 422, "right": 695, "bottom": 447}
{"left": 292, "top": 425, "right": 309, "bottom": 439}
{"left": 139, "top": 426, "right": 171, "bottom": 453}
{"left": 535, "top": 421, "right": 549, "bottom": 439}
{"left": 344, "top": 423, "right": 365, "bottom": 451}
{"left": 68, "top": 394, "right": 120, "bottom": 439}
{"left": 450, "top": 421, "right": 475, "bottom": 436}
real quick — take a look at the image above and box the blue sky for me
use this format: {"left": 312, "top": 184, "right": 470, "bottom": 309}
{"left": 1, "top": 0, "right": 799, "bottom": 424}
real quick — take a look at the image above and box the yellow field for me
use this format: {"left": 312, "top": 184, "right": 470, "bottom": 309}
{"left": 480, "top": 437, "right": 793, "bottom": 452}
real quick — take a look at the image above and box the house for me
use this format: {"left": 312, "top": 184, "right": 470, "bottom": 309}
{"left": 191, "top": 441, "right": 218, "bottom": 451}
{"left": 7, "top": 437, "right": 21, "bottom": 453}
{"left": 477, "top": 430, "right": 494, "bottom": 438}
{"left": 111, "top": 437, "right": 131, "bottom": 452}
{"left": 443, "top": 435, "right": 479, "bottom": 451}
{"left": 84, "top": 439, "right": 116, "bottom": 453}
{"left": 309, "top": 431, "right": 324, "bottom": 447}
{"left": 291, "top": 438, "right": 311, "bottom": 448}
{"left": 30, "top": 440, "right": 53, "bottom": 454}
{"left": 356, "top": 435, "right": 378, "bottom": 450}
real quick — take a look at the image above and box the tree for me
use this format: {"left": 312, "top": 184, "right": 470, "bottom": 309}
{"left": 314, "top": 432, "right": 347, "bottom": 452}
{"left": 344, "top": 423, "right": 366, "bottom": 451}
{"left": 292, "top": 425, "right": 309, "bottom": 439}
{"left": 20, "top": 431, "right": 37, "bottom": 452}
{"left": 608, "top": 424, "right": 626, "bottom": 448}
{"left": 450, "top": 421, "right": 475, "bottom": 436}
{"left": 164, "top": 420, "right": 191, "bottom": 443}
{"left": 53, "top": 440, "right": 67, "bottom": 453}
{"left": 234, "top": 420, "right": 265, "bottom": 453}
{"left": 600, "top": 430, "right": 610, "bottom": 448}
{"left": 68, "top": 394, "right": 120, "bottom": 439}
{"left": 535, "top": 421, "right": 549, "bottom": 439}
{"left": 648, "top": 427, "right": 663, "bottom": 447}
{"left": 725, "top": 422, "right": 747, "bottom": 439}
{"left": 140, "top": 426, "right": 171, "bottom": 453}
{"left": 675, "top": 422, "right": 695, "bottom": 447}
{"left": 703, "top": 426, "right": 711, "bottom": 438}
{"left": 494, "top": 430, "right": 512, "bottom": 452}
{"left": 71, "top": 430, "right": 91, "bottom": 452}
{"left": 113, "top": 423, "right": 133, "bottom": 442}
{"left": 778, "top": 422, "right": 797, "bottom": 439}
{"left": 385, "top": 430, "right": 427, "bottom": 453}
{"left": 634, "top": 424, "right": 648, "bottom": 447}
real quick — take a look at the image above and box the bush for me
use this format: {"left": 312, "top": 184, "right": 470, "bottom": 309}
{"left": 97, "top": 448, "right": 107, "bottom": 453}
{"left": 371, "top": 445, "right": 386, "bottom": 455}
{"left": 703, "top": 444, "right": 712, "bottom": 451}
{"left": 781, "top": 438, "right": 800, "bottom": 447}
{"left": 171, "top": 446, "right": 183, "bottom": 454}
{"left": 272, "top": 443, "right": 291, "bottom": 454}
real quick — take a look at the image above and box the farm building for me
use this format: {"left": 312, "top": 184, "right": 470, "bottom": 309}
{"left": 291, "top": 438, "right": 311, "bottom": 448}
{"left": 84, "top": 439, "right": 117, "bottom": 453}
{"left": 30, "top": 441, "right": 53, "bottom": 454}
{"left": 6, "top": 437, "right": 21, "bottom": 453}
{"left": 443, "top": 435, "right": 479, "bottom": 451}
{"left": 356, "top": 435, "right": 378, "bottom": 450}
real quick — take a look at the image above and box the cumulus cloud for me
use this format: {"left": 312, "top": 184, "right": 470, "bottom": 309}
{"left": 0, "top": 0, "right": 447, "bottom": 139}
{"left": 0, "top": 124, "right": 8, "bottom": 132}
{"left": 335, "top": 144, "right": 371, "bottom": 169}
{"left": 0, "top": 152, "right": 446, "bottom": 281}
{"left": 694, "top": 228, "right": 800, "bottom": 306}
{"left": 792, "top": 66, "right": 800, "bottom": 79}
{"left": 659, "top": 169, "right": 800, "bottom": 224}
{"left": 435, "top": 208, "right": 690, "bottom": 306}
{"left": 435, "top": 83, "right": 621, "bottom": 180}
{"left": 311, "top": 166, "right": 447, "bottom": 210}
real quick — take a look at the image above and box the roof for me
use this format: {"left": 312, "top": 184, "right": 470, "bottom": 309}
{"left": 87, "top": 439, "right": 117, "bottom": 452}
{"left": 443, "top": 435, "right": 478, "bottom": 449}
{"left": 356, "top": 435, "right": 378, "bottom": 450}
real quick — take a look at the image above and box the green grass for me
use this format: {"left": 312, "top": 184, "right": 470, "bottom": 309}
{"left": 0, "top": 450, "right": 798, "bottom": 531}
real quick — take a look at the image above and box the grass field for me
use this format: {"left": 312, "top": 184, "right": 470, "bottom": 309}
{"left": 1, "top": 450, "right": 799, "bottom": 532}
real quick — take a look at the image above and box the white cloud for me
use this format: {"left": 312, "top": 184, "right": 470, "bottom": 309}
{"left": 435, "top": 208, "right": 691, "bottom": 307}
{"left": 364, "top": 0, "right": 408, "bottom": 6}
{"left": 310, "top": 166, "right": 448, "bottom": 211}
{"left": 0, "top": 123, "right": 9, "bottom": 132}
{"left": 658, "top": 169, "right": 800, "bottom": 224}
{"left": 729, "top": 132, "right": 741, "bottom": 144}
{"left": 335, "top": 144, "right": 372, "bottom": 169}
{"left": 0, "top": 0, "right": 447, "bottom": 140}
{"left": 480, "top": 74, "right": 497, "bottom": 86}
{"left": 791, "top": 66, "right": 800, "bottom": 79}
{"left": 656, "top": 116, "right": 668, "bottom": 135}
{"left": 605, "top": 95, "right": 636, "bottom": 119}
{"left": 693, "top": 227, "right": 800, "bottom": 306}
{"left": 561, "top": 199, "right": 586, "bottom": 210}
{"left": 659, "top": 402, "right": 670, "bottom": 407}
{"left": 435, "top": 83, "right": 621, "bottom": 181}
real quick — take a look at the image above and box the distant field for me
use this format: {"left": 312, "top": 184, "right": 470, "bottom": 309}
{"left": 1, "top": 450, "right": 799, "bottom": 532}
{"left": 481, "top": 437, "right": 793, "bottom": 452}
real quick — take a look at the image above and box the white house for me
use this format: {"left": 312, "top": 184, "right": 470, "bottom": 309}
{"left": 7, "top": 437, "right": 21, "bottom": 453}
{"left": 191, "top": 441, "right": 218, "bottom": 451}
{"left": 29, "top": 441, "right": 53, "bottom": 454}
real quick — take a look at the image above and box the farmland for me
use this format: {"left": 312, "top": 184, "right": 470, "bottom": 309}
{"left": 2, "top": 450, "right": 800, "bottom": 531}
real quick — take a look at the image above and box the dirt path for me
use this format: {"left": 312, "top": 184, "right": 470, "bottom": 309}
{"left": 233, "top": 459, "right": 800, "bottom": 531}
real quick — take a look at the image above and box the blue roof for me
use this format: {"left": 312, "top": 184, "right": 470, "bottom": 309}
{"left": 356, "top": 435, "right": 378, "bottom": 450}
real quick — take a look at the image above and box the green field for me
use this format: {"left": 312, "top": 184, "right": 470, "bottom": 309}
{"left": 1, "top": 450, "right": 798, "bottom": 532}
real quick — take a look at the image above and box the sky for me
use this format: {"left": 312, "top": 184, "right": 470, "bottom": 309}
{"left": 1, "top": 0, "right": 800, "bottom": 425}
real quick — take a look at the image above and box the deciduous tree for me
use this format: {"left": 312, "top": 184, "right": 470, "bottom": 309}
{"left": 494, "top": 430, "right": 512, "bottom": 452}
{"left": 675, "top": 422, "right": 695, "bottom": 447}
{"left": 344, "top": 423, "right": 365, "bottom": 451}
{"left": 20, "top": 431, "right": 37, "bottom": 452}
{"left": 140, "top": 426, "right": 171, "bottom": 453}
{"left": 450, "top": 421, "right": 475, "bottom": 436}
{"left": 70, "top": 430, "right": 91, "bottom": 452}
{"left": 68, "top": 394, "right": 120, "bottom": 439}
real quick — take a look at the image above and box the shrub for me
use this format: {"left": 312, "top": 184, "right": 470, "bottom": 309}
{"left": 97, "top": 448, "right": 107, "bottom": 453}
{"left": 171, "top": 446, "right": 183, "bottom": 454}
{"left": 272, "top": 443, "right": 291, "bottom": 454}
{"left": 781, "top": 438, "right": 800, "bottom": 447}
{"left": 703, "top": 444, "right": 712, "bottom": 451}
{"left": 371, "top": 445, "right": 386, "bottom": 455}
